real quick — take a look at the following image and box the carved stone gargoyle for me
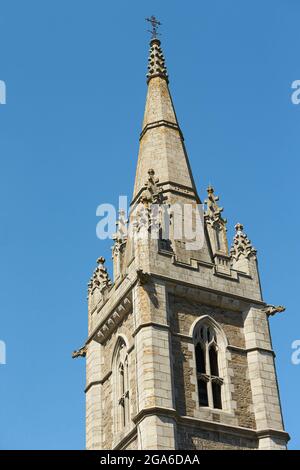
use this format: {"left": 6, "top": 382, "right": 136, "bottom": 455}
{"left": 72, "top": 345, "right": 87, "bottom": 359}
{"left": 263, "top": 305, "right": 286, "bottom": 317}
{"left": 136, "top": 269, "right": 151, "bottom": 285}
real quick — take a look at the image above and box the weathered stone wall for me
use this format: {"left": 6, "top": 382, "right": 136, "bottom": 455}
{"left": 177, "top": 425, "right": 258, "bottom": 450}
{"left": 169, "top": 294, "right": 256, "bottom": 430}
{"left": 229, "top": 351, "right": 255, "bottom": 429}
{"left": 101, "top": 310, "right": 134, "bottom": 377}
{"left": 101, "top": 376, "right": 113, "bottom": 449}
{"left": 99, "top": 310, "right": 137, "bottom": 449}
{"left": 169, "top": 295, "right": 244, "bottom": 345}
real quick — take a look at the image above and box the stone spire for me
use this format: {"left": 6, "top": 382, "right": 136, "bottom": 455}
{"left": 88, "top": 257, "right": 112, "bottom": 296}
{"left": 229, "top": 223, "right": 257, "bottom": 275}
{"left": 132, "top": 38, "right": 199, "bottom": 204}
{"left": 230, "top": 223, "right": 257, "bottom": 263}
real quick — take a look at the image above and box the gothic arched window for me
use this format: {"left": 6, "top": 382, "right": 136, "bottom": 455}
{"left": 114, "top": 338, "right": 130, "bottom": 431}
{"left": 194, "top": 323, "right": 223, "bottom": 410}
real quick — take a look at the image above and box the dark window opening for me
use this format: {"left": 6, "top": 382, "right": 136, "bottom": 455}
{"left": 209, "top": 346, "right": 219, "bottom": 377}
{"left": 198, "top": 379, "right": 209, "bottom": 406}
{"left": 195, "top": 343, "right": 205, "bottom": 374}
{"left": 212, "top": 381, "right": 222, "bottom": 409}
{"left": 194, "top": 323, "right": 224, "bottom": 411}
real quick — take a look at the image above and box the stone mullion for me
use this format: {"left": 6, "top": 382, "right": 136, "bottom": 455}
{"left": 205, "top": 343, "right": 214, "bottom": 408}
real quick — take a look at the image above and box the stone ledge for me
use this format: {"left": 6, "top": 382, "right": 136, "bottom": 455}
{"left": 132, "top": 321, "right": 170, "bottom": 338}
{"left": 112, "top": 426, "right": 138, "bottom": 450}
{"left": 84, "top": 379, "right": 103, "bottom": 394}
{"left": 132, "top": 406, "right": 289, "bottom": 443}
{"left": 85, "top": 370, "right": 113, "bottom": 393}
{"left": 228, "top": 345, "right": 276, "bottom": 357}
{"left": 256, "top": 428, "right": 290, "bottom": 442}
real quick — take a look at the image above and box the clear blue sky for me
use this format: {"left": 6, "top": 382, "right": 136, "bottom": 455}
{"left": 0, "top": 0, "right": 299, "bottom": 450}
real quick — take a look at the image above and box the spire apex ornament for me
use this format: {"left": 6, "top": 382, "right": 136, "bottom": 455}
{"left": 146, "top": 15, "right": 162, "bottom": 39}
{"left": 146, "top": 34, "right": 168, "bottom": 83}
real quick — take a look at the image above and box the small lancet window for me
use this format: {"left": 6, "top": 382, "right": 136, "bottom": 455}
{"left": 209, "top": 345, "right": 219, "bottom": 377}
{"left": 115, "top": 339, "right": 130, "bottom": 431}
{"left": 195, "top": 343, "right": 205, "bottom": 374}
{"left": 194, "top": 323, "right": 223, "bottom": 410}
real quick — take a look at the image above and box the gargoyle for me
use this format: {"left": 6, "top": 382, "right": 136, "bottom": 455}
{"left": 72, "top": 345, "right": 87, "bottom": 358}
{"left": 136, "top": 269, "right": 151, "bottom": 285}
{"left": 264, "top": 305, "right": 285, "bottom": 317}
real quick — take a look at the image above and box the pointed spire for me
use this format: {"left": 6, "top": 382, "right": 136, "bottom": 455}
{"left": 230, "top": 223, "right": 257, "bottom": 262}
{"left": 147, "top": 39, "right": 168, "bottom": 84}
{"left": 88, "top": 257, "right": 112, "bottom": 296}
{"left": 132, "top": 37, "right": 198, "bottom": 204}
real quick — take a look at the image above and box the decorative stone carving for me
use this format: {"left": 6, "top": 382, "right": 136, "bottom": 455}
{"left": 139, "top": 169, "right": 164, "bottom": 206}
{"left": 230, "top": 223, "right": 257, "bottom": 262}
{"left": 72, "top": 345, "right": 87, "bottom": 359}
{"left": 112, "top": 210, "right": 127, "bottom": 257}
{"left": 133, "top": 169, "right": 168, "bottom": 237}
{"left": 204, "top": 186, "right": 227, "bottom": 229}
{"left": 147, "top": 38, "right": 168, "bottom": 83}
{"left": 136, "top": 269, "right": 151, "bottom": 285}
{"left": 263, "top": 305, "right": 285, "bottom": 317}
{"left": 205, "top": 186, "right": 229, "bottom": 271}
{"left": 95, "top": 295, "right": 132, "bottom": 344}
{"left": 88, "top": 257, "right": 112, "bottom": 296}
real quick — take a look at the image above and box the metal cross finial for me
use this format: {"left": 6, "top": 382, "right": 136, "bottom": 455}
{"left": 146, "top": 15, "right": 161, "bottom": 39}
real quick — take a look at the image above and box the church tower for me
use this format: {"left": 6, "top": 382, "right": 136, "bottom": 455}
{"left": 81, "top": 27, "right": 289, "bottom": 450}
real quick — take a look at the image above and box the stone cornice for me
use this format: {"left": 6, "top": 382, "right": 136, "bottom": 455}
{"left": 132, "top": 406, "right": 177, "bottom": 425}
{"left": 139, "top": 119, "right": 183, "bottom": 141}
{"left": 227, "top": 344, "right": 276, "bottom": 357}
{"left": 84, "top": 380, "right": 102, "bottom": 394}
{"left": 85, "top": 371, "right": 113, "bottom": 392}
{"left": 130, "top": 180, "right": 199, "bottom": 207}
{"left": 156, "top": 273, "right": 265, "bottom": 309}
{"left": 132, "top": 406, "right": 290, "bottom": 443}
{"left": 94, "top": 294, "right": 132, "bottom": 344}
{"left": 87, "top": 276, "right": 137, "bottom": 345}
{"left": 256, "top": 428, "right": 290, "bottom": 442}
{"left": 132, "top": 321, "right": 170, "bottom": 338}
